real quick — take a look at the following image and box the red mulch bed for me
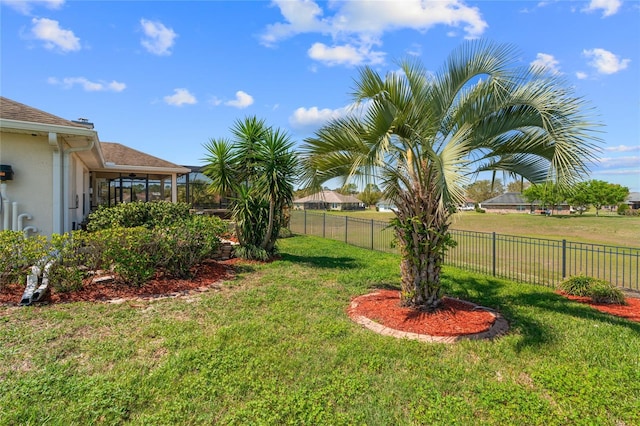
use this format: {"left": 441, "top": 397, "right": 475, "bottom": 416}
{"left": 558, "top": 291, "right": 640, "bottom": 322}
{"left": 0, "top": 259, "right": 235, "bottom": 306}
{"left": 348, "top": 289, "right": 497, "bottom": 336}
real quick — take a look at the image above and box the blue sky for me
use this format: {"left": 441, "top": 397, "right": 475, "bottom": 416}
{"left": 1, "top": 0, "right": 638, "bottom": 191}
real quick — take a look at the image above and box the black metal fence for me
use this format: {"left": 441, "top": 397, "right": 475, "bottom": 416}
{"left": 289, "top": 210, "right": 640, "bottom": 291}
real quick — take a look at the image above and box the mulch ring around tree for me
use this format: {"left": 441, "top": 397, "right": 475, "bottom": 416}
{"left": 347, "top": 289, "right": 510, "bottom": 344}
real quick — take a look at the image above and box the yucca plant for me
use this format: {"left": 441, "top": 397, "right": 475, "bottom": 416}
{"left": 202, "top": 117, "right": 298, "bottom": 260}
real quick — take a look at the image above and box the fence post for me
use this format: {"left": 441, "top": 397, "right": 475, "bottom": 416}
{"left": 562, "top": 239, "right": 566, "bottom": 279}
{"left": 345, "top": 215, "right": 348, "bottom": 243}
{"left": 492, "top": 232, "right": 496, "bottom": 277}
{"left": 304, "top": 210, "right": 307, "bottom": 235}
{"left": 371, "top": 219, "right": 374, "bottom": 250}
{"left": 323, "top": 213, "right": 326, "bottom": 238}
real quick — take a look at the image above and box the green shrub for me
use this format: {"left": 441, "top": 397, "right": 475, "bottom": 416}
{"left": 155, "top": 215, "right": 225, "bottom": 278}
{"left": 234, "top": 244, "right": 270, "bottom": 261}
{"left": 617, "top": 203, "right": 629, "bottom": 215}
{"left": 0, "top": 231, "right": 48, "bottom": 288}
{"left": 85, "top": 201, "right": 192, "bottom": 231}
{"left": 95, "top": 227, "right": 160, "bottom": 287}
{"left": 588, "top": 280, "right": 626, "bottom": 305}
{"left": 559, "top": 275, "right": 592, "bottom": 297}
{"left": 560, "top": 275, "right": 626, "bottom": 305}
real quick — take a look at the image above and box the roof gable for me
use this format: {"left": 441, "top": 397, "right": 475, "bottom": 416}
{"left": 100, "top": 142, "right": 187, "bottom": 170}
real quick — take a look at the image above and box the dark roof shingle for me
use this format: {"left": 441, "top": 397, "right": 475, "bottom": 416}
{"left": 0, "top": 97, "right": 87, "bottom": 128}
{"left": 101, "top": 142, "right": 187, "bottom": 170}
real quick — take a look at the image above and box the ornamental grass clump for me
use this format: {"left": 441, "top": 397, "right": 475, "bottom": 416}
{"left": 560, "top": 275, "right": 626, "bottom": 305}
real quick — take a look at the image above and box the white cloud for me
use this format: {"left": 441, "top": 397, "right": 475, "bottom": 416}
{"left": 2, "top": 0, "right": 64, "bottom": 15}
{"left": 164, "top": 88, "right": 197, "bottom": 106}
{"left": 31, "top": 17, "right": 80, "bottom": 52}
{"left": 583, "top": 0, "right": 622, "bottom": 17}
{"left": 583, "top": 48, "right": 630, "bottom": 74}
{"left": 604, "top": 145, "right": 640, "bottom": 153}
{"left": 530, "top": 53, "right": 561, "bottom": 74}
{"left": 140, "top": 19, "right": 177, "bottom": 56}
{"left": 596, "top": 156, "right": 640, "bottom": 169}
{"left": 48, "top": 77, "right": 126, "bottom": 92}
{"left": 576, "top": 71, "right": 588, "bottom": 80}
{"left": 261, "top": 0, "right": 487, "bottom": 66}
{"left": 225, "top": 91, "right": 254, "bottom": 108}
{"left": 289, "top": 104, "right": 357, "bottom": 129}
{"left": 308, "top": 42, "right": 384, "bottom": 66}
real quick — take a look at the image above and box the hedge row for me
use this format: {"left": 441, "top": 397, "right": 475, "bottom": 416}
{"left": 1, "top": 204, "right": 227, "bottom": 292}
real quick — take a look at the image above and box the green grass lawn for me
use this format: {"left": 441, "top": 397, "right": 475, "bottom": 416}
{"left": 1, "top": 235, "right": 639, "bottom": 425}
{"left": 325, "top": 209, "right": 640, "bottom": 247}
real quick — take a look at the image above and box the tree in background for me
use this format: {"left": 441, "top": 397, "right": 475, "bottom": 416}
{"left": 358, "top": 183, "right": 383, "bottom": 208}
{"left": 202, "top": 116, "right": 298, "bottom": 260}
{"left": 336, "top": 183, "right": 358, "bottom": 195}
{"left": 464, "top": 179, "right": 504, "bottom": 203}
{"left": 522, "top": 181, "right": 566, "bottom": 213}
{"left": 507, "top": 179, "right": 530, "bottom": 193}
{"left": 301, "top": 41, "right": 600, "bottom": 310}
{"left": 586, "top": 180, "right": 629, "bottom": 216}
{"left": 564, "top": 181, "right": 591, "bottom": 214}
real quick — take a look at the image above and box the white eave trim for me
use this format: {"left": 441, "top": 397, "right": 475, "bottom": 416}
{"left": 94, "top": 164, "right": 191, "bottom": 174}
{"left": 0, "top": 118, "right": 98, "bottom": 138}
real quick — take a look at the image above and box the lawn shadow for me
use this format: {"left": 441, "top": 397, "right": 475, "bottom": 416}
{"left": 445, "top": 273, "right": 640, "bottom": 351}
{"left": 279, "top": 253, "right": 360, "bottom": 270}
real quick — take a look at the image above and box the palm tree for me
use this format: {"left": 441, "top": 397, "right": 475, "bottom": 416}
{"left": 301, "top": 41, "right": 600, "bottom": 310}
{"left": 202, "top": 117, "right": 298, "bottom": 259}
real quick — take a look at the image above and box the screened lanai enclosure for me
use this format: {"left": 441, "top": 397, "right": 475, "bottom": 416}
{"left": 89, "top": 166, "right": 229, "bottom": 211}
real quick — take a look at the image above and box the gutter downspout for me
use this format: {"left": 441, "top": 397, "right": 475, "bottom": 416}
{"left": 50, "top": 132, "right": 95, "bottom": 234}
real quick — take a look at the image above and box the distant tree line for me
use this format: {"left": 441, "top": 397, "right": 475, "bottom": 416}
{"left": 463, "top": 178, "right": 629, "bottom": 216}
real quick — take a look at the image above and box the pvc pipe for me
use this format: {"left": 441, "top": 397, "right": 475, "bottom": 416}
{"left": 22, "top": 226, "right": 38, "bottom": 237}
{"left": 1, "top": 198, "right": 8, "bottom": 231}
{"left": 12, "top": 202, "right": 18, "bottom": 231}
{"left": 18, "top": 213, "right": 32, "bottom": 231}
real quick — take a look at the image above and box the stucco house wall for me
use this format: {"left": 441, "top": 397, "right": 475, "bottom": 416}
{"left": 0, "top": 132, "right": 56, "bottom": 235}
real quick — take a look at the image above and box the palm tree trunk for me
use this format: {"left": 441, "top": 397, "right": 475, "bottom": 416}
{"left": 260, "top": 198, "right": 276, "bottom": 250}
{"left": 394, "top": 190, "right": 451, "bottom": 311}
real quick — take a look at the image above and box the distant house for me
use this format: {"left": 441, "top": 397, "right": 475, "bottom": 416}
{"left": 293, "top": 190, "right": 364, "bottom": 211}
{"left": 0, "top": 97, "right": 190, "bottom": 236}
{"left": 458, "top": 198, "right": 475, "bottom": 211}
{"left": 376, "top": 199, "right": 397, "bottom": 212}
{"left": 480, "top": 192, "right": 532, "bottom": 213}
{"left": 480, "top": 192, "right": 571, "bottom": 214}
{"left": 626, "top": 192, "right": 640, "bottom": 210}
